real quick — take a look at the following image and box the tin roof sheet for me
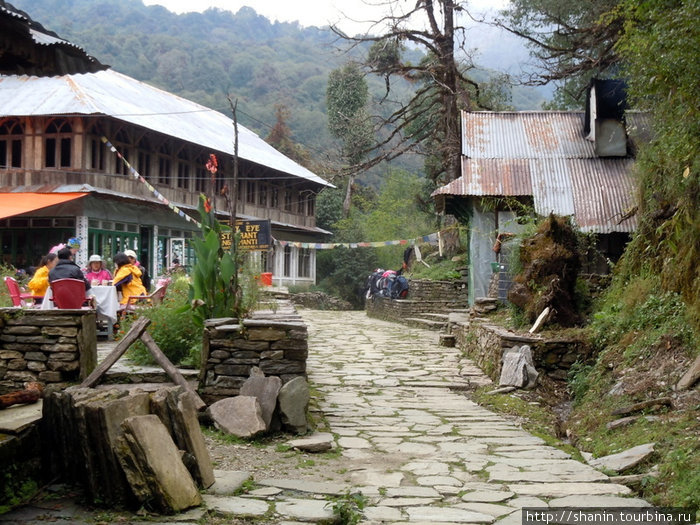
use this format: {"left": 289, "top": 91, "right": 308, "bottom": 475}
{"left": 0, "top": 70, "right": 331, "bottom": 187}
{"left": 461, "top": 111, "right": 595, "bottom": 159}
{"left": 433, "top": 158, "right": 637, "bottom": 233}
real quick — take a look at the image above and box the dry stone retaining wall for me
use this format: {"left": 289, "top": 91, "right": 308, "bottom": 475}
{"left": 199, "top": 306, "right": 308, "bottom": 405}
{"left": 365, "top": 279, "right": 468, "bottom": 323}
{"left": 454, "top": 318, "right": 591, "bottom": 381}
{"left": 0, "top": 308, "right": 97, "bottom": 394}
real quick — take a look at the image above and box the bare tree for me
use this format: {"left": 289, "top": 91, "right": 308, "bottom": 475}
{"left": 332, "top": 0, "right": 486, "bottom": 185}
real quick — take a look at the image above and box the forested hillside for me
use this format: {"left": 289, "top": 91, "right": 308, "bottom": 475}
{"left": 9, "top": 0, "right": 546, "bottom": 180}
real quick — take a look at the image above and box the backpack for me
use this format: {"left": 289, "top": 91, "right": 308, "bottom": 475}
{"left": 365, "top": 269, "right": 385, "bottom": 299}
{"left": 391, "top": 275, "right": 409, "bottom": 299}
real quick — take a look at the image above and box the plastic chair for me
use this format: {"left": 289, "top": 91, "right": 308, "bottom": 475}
{"left": 4, "top": 276, "right": 41, "bottom": 307}
{"left": 51, "top": 278, "right": 90, "bottom": 309}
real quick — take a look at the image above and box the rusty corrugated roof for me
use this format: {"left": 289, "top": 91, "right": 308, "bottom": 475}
{"left": 436, "top": 111, "right": 639, "bottom": 233}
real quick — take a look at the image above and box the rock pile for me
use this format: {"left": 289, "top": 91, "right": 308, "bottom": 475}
{"left": 42, "top": 385, "right": 213, "bottom": 513}
{"left": 208, "top": 368, "right": 310, "bottom": 438}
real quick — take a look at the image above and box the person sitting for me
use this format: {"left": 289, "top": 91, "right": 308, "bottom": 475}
{"left": 84, "top": 254, "right": 112, "bottom": 284}
{"left": 124, "top": 249, "right": 151, "bottom": 291}
{"left": 49, "top": 247, "right": 91, "bottom": 291}
{"left": 113, "top": 252, "right": 147, "bottom": 306}
{"left": 27, "top": 253, "right": 58, "bottom": 303}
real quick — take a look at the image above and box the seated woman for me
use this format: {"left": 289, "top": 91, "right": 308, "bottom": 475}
{"left": 84, "top": 254, "right": 112, "bottom": 284}
{"left": 112, "top": 252, "right": 147, "bottom": 307}
{"left": 27, "top": 253, "right": 58, "bottom": 303}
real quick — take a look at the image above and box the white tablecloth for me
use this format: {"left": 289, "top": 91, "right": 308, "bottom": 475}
{"left": 42, "top": 285, "right": 120, "bottom": 326}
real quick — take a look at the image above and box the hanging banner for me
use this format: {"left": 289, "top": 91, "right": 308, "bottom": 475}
{"left": 221, "top": 220, "right": 272, "bottom": 251}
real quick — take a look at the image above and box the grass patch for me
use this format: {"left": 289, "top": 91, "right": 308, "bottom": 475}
{"left": 406, "top": 257, "right": 462, "bottom": 281}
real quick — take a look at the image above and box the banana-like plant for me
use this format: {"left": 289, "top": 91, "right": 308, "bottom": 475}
{"left": 189, "top": 194, "right": 244, "bottom": 326}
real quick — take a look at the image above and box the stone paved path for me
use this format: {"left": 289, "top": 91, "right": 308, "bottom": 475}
{"left": 1, "top": 310, "right": 650, "bottom": 524}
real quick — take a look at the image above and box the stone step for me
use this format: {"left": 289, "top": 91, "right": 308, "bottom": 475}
{"left": 421, "top": 313, "right": 451, "bottom": 321}
{"left": 439, "top": 333, "right": 456, "bottom": 347}
{"left": 404, "top": 318, "right": 447, "bottom": 331}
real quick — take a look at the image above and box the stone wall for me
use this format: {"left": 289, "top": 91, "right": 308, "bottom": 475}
{"left": 0, "top": 309, "right": 97, "bottom": 394}
{"left": 408, "top": 279, "right": 468, "bottom": 302}
{"left": 199, "top": 304, "right": 308, "bottom": 405}
{"left": 365, "top": 279, "right": 469, "bottom": 323}
{"left": 454, "top": 318, "right": 591, "bottom": 381}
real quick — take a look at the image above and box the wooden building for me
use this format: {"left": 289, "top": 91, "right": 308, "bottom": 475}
{"left": 0, "top": 2, "right": 332, "bottom": 286}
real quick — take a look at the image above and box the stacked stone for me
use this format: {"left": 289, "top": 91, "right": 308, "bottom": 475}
{"left": 408, "top": 279, "right": 468, "bottom": 302}
{"left": 0, "top": 309, "right": 96, "bottom": 393}
{"left": 453, "top": 319, "right": 591, "bottom": 381}
{"left": 366, "top": 295, "right": 469, "bottom": 323}
{"left": 200, "top": 306, "right": 308, "bottom": 404}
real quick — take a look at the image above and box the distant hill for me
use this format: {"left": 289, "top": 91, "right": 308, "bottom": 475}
{"left": 8, "top": 0, "right": 548, "bottom": 180}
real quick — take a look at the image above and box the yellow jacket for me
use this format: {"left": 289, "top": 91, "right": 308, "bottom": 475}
{"left": 28, "top": 265, "right": 49, "bottom": 296}
{"left": 113, "top": 264, "right": 147, "bottom": 304}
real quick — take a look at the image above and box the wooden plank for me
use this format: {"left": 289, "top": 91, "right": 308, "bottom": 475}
{"left": 80, "top": 317, "right": 151, "bottom": 388}
{"left": 140, "top": 331, "right": 206, "bottom": 411}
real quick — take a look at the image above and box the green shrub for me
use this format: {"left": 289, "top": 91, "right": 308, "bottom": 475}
{"left": 124, "top": 276, "right": 201, "bottom": 366}
{"left": 406, "top": 257, "right": 462, "bottom": 281}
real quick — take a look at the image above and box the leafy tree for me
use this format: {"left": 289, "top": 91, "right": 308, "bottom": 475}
{"left": 613, "top": 0, "right": 700, "bottom": 329}
{"left": 266, "top": 105, "right": 312, "bottom": 167}
{"left": 497, "top": 0, "right": 624, "bottom": 108}
{"left": 326, "top": 62, "right": 374, "bottom": 217}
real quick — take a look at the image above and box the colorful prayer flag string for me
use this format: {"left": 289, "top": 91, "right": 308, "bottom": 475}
{"left": 102, "top": 136, "right": 202, "bottom": 228}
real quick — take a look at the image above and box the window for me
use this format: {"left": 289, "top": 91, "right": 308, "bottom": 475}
{"left": 271, "top": 187, "right": 279, "bottom": 208}
{"left": 158, "top": 144, "right": 171, "bottom": 185}
{"left": 45, "top": 119, "right": 72, "bottom": 168}
{"left": 284, "top": 190, "right": 293, "bottom": 212}
{"left": 177, "top": 150, "right": 190, "bottom": 189}
{"left": 114, "top": 129, "right": 131, "bottom": 175}
{"left": 298, "top": 248, "right": 311, "bottom": 278}
{"left": 297, "top": 194, "right": 306, "bottom": 214}
{"left": 246, "top": 181, "right": 256, "bottom": 204}
{"left": 283, "top": 245, "right": 292, "bottom": 277}
{"left": 0, "top": 119, "right": 23, "bottom": 169}
{"left": 89, "top": 138, "right": 105, "bottom": 171}
{"left": 258, "top": 184, "right": 267, "bottom": 206}
{"left": 137, "top": 137, "right": 151, "bottom": 179}
{"left": 307, "top": 194, "right": 316, "bottom": 216}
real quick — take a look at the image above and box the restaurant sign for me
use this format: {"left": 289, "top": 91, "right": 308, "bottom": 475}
{"left": 221, "top": 220, "right": 272, "bottom": 251}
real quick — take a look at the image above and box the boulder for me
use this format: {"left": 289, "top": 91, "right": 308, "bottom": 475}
{"left": 277, "top": 376, "right": 309, "bottom": 434}
{"left": 499, "top": 345, "right": 538, "bottom": 389}
{"left": 209, "top": 396, "right": 267, "bottom": 438}
{"left": 240, "top": 374, "right": 282, "bottom": 430}
{"left": 676, "top": 354, "right": 700, "bottom": 391}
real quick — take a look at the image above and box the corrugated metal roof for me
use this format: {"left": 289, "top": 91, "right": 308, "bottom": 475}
{"left": 434, "top": 111, "right": 639, "bottom": 233}
{"left": 433, "top": 158, "right": 637, "bottom": 233}
{"left": 0, "top": 70, "right": 331, "bottom": 187}
{"left": 462, "top": 111, "right": 595, "bottom": 159}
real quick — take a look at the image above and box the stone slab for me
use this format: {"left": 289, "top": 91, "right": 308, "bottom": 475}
{"left": 549, "top": 495, "right": 651, "bottom": 507}
{"left": 257, "top": 478, "right": 349, "bottom": 496}
{"left": 589, "top": 443, "right": 655, "bottom": 473}
{"left": 202, "top": 495, "right": 269, "bottom": 516}
{"left": 286, "top": 432, "right": 334, "bottom": 452}
{"left": 0, "top": 399, "right": 43, "bottom": 433}
{"left": 456, "top": 502, "right": 517, "bottom": 518}
{"left": 461, "top": 490, "right": 515, "bottom": 503}
{"left": 207, "top": 470, "right": 252, "bottom": 495}
{"left": 363, "top": 505, "right": 404, "bottom": 521}
{"left": 508, "top": 483, "right": 632, "bottom": 497}
{"left": 406, "top": 506, "right": 495, "bottom": 523}
{"left": 275, "top": 498, "right": 335, "bottom": 522}
{"left": 209, "top": 396, "right": 267, "bottom": 438}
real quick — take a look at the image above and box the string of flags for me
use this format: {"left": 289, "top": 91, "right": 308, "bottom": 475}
{"left": 101, "top": 136, "right": 203, "bottom": 228}
{"left": 103, "top": 136, "right": 451, "bottom": 252}
{"left": 274, "top": 231, "right": 442, "bottom": 250}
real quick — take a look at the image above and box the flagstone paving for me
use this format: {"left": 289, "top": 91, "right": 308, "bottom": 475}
{"left": 1, "top": 309, "right": 649, "bottom": 524}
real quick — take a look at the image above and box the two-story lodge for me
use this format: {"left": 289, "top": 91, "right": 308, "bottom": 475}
{"left": 0, "top": 2, "right": 332, "bottom": 286}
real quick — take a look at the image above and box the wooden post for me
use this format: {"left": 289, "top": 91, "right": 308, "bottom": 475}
{"left": 140, "top": 331, "right": 206, "bottom": 411}
{"left": 80, "top": 317, "right": 151, "bottom": 388}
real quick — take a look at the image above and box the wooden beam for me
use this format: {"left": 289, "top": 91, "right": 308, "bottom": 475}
{"left": 140, "top": 331, "right": 206, "bottom": 411}
{"left": 80, "top": 316, "right": 151, "bottom": 388}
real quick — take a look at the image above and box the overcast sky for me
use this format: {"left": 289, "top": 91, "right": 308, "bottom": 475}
{"left": 142, "top": 0, "right": 509, "bottom": 34}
